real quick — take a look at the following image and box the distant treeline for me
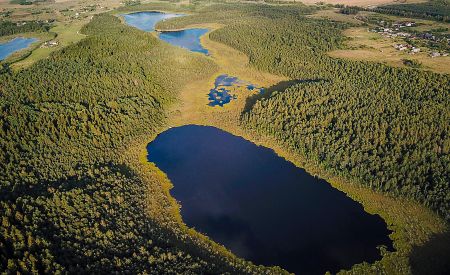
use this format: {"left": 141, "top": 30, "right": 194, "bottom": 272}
{"left": 0, "top": 20, "right": 50, "bottom": 36}
{"left": 373, "top": 0, "right": 450, "bottom": 22}
{"left": 9, "top": 0, "right": 47, "bottom": 5}
{"left": 336, "top": 0, "right": 450, "bottom": 22}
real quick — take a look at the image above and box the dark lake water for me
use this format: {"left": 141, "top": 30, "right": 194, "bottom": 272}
{"left": 147, "top": 125, "right": 393, "bottom": 274}
{"left": 122, "top": 11, "right": 209, "bottom": 54}
{"left": 209, "top": 74, "right": 265, "bottom": 107}
{"left": 0, "top": 37, "right": 38, "bottom": 61}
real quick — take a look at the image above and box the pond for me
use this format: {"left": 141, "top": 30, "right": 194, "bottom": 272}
{"left": 122, "top": 11, "right": 209, "bottom": 54}
{"left": 0, "top": 37, "right": 38, "bottom": 61}
{"left": 209, "top": 74, "right": 264, "bottom": 107}
{"left": 147, "top": 125, "right": 394, "bottom": 275}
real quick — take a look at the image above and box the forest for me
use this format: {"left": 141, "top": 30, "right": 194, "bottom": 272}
{"left": 206, "top": 8, "right": 449, "bottom": 220}
{"left": 372, "top": 0, "right": 450, "bottom": 22}
{"left": 1, "top": 1, "right": 449, "bottom": 274}
{"left": 0, "top": 20, "right": 50, "bottom": 36}
{"left": 0, "top": 12, "right": 279, "bottom": 273}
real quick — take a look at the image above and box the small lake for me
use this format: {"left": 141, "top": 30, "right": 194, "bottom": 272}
{"left": 122, "top": 11, "right": 182, "bottom": 32}
{"left": 0, "top": 37, "right": 38, "bottom": 61}
{"left": 147, "top": 125, "right": 393, "bottom": 274}
{"left": 122, "top": 11, "right": 209, "bottom": 54}
{"left": 209, "top": 74, "right": 264, "bottom": 107}
{"left": 159, "top": 29, "right": 209, "bottom": 54}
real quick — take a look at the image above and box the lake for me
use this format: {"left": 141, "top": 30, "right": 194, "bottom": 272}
{"left": 122, "top": 11, "right": 209, "bottom": 54}
{"left": 147, "top": 125, "right": 394, "bottom": 274}
{"left": 0, "top": 37, "right": 38, "bottom": 61}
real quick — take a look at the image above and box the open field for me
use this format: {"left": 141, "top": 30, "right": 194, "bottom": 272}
{"left": 328, "top": 27, "right": 450, "bottom": 74}
{"left": 11, "top": 19, "right": 87, "bottom": 69}
{"left": 0, "top": 0, "right": 122, "bottom": 69}
{"left": 162, "top": 23, "right": 286, "bottom": 127}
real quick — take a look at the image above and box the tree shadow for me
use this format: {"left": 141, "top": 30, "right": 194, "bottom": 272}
{"left": 243, "top": 78, "right": 325, "bottom": 113}
{"left": 410, "top": 230, "right": 450, "bottom": 275}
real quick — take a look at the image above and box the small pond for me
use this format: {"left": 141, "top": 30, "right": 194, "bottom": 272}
{"left": 209, "top": 74, "right": 264, "bottom": 107}
{"left": 0, "top": 37, "right": 38, "bottom": 61}
{"left": 122, "top": 11, "right": 209, "bottom": 54}
{"left": 147, "top": 125, "right": 394, "bottom": 274}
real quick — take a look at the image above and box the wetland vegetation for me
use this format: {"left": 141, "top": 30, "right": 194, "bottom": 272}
{"left": 0, "top": 1, "right": 449, "bottom": 274}
{"left": 208, "top": 74, "right": 264, "bottom": 106}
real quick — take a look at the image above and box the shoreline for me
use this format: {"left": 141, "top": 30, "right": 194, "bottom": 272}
{"left": 120, "top": 9, "right": 448, "bottom": 274}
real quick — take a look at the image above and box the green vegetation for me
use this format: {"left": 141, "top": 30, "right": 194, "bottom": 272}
{"left": 402, "top": 58, "right": 422, "bottom": 68}
{"left": 124, "top": 0, "right": 142, "bottom": 6}
{"left": 10, "top": 20, "right": 88, "bottom": 70}
{"left": 0, "top": 20, "right": 50, "bottom": 37}
{"left": 155, "top": 3, "right": 318, "bottom": 30}
{"left": 339, "top": 6, "right": 360, "bottom": 15}
{"left": 0, "top": 12, "right": 277, "bottom": 273}
{"left": 9, "top": 0, "right": 33, "bottom": 5}
{"left": 373, "top": 0, "right": 450, "bottom": 22}
{"left": 206, "top": 8, "right": 449, "bottom": 220}
{"left": 1, "top": 1, "right": 449, "bottom": 274}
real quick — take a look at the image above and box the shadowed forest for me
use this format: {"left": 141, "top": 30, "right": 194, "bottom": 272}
{"left": 1, "top": 1, "right": 449, "bottom": 274}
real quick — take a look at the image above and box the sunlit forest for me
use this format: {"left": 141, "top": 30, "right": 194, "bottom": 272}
{"left": 0, "top": 13, "right": 275, "bottom": 273}
{"left": 157, "top": 2, "right": 449, "bottom": 219}
{"left": 211, "top": 12, "right": 449, "bottom": 218}
{"left": 1, "top": 1, "right": 449, "bottom": 274}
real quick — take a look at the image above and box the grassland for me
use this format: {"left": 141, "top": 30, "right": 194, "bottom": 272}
{"left": 328, "top": 27, "right": 450, "bottom": 74}
{"left": 11, "top": 19, "right": 87, "bottom": 69}
{"left": 316, "top": 8, "right": 450, "bottom": 74}
{"left": 0, "top": 0, "right": 121, "bottom": 69}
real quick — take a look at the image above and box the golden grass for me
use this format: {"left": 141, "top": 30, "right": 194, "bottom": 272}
{"left": 166, "top": 25, "right": 286, "bottom": 128}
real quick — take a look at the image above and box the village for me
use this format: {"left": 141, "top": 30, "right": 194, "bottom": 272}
{"left": 368, "top": 19, "right": 450, "bottom": 58}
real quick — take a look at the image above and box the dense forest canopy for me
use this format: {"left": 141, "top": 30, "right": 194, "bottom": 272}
{"left": 0, "top": 1, "right": 449, "bottom": 274}
{"left": 373, "top": 0, "right": 450, "bottom": 22}
{"left": 205, "top": 9, "right": 450, "bottom": 220}
{"left": 0, "top": 20, "right": 50, "bottom": 36}
{"left": 0, "top": 13, "right": 277, "bottom": 273}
